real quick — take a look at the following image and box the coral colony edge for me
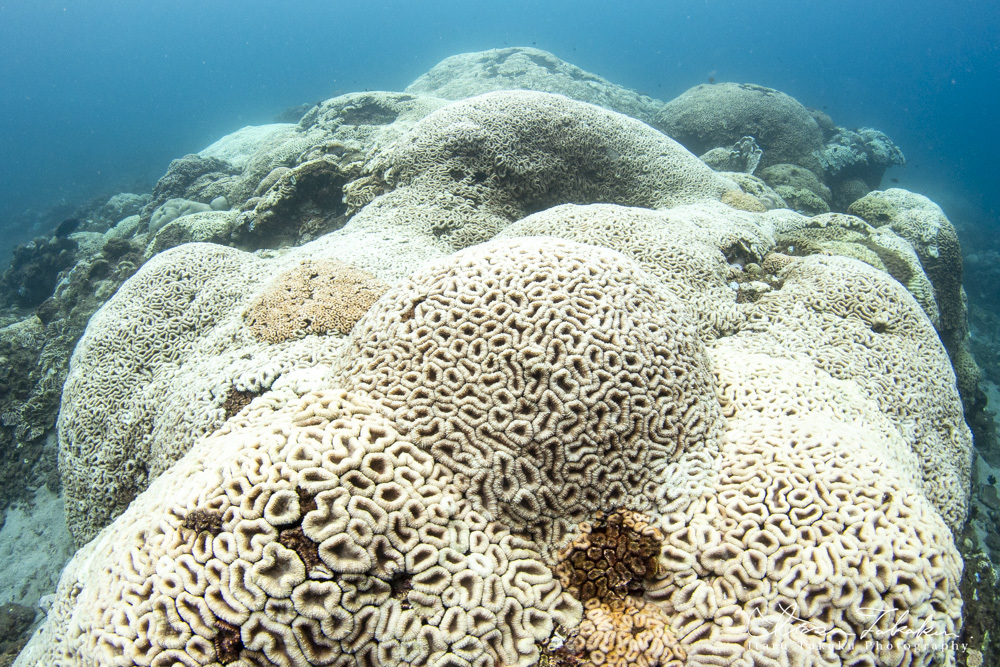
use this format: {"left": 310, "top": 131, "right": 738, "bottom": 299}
{"left": 0, "top": 47, "right": 995, "bottom": 667}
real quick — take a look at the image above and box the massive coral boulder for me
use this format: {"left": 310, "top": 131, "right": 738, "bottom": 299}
{"left": 654, "top": 82, "right": 826, "bottom": 174}
{"left": 230, "top": 157, "right": 353, "bottom": 249}
{"left": 222, "top": 91, "right": 446, "bottom": 216}
{"left": 235, "top": 92, "right": 444, "bottom": 201}
{"left": 57, "top": 89, "right": 739, "bottom": 546}
{"left": 334, "top": 238, "right": 724, "bottom": 547}
{"left": 344, "top": 90, "right": 737, "bottom": 251}
{"left": 657, "top": 83, "right": 906, "bottom": 214}
{"left": 678, "top": 344, "right": 963, "bottom": 665}
{"left": 848, "top": 188, "right": 982, "bottom": 412}
{"left": 405, "top": 47, "right": 665, "bottom": 124}
{"left": 197, "top": 123, "right": 300, "bottom": 173}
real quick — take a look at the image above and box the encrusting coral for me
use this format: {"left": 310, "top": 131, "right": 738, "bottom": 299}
{"left": 554, "top": 510, "right": 664, "bottom": 603}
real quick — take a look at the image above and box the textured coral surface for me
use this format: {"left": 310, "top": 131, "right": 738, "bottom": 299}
{"left": 336, "top": 238, "right": 723, "bottom": 548}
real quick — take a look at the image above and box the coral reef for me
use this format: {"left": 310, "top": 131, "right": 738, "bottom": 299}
{"left": 198, "top": 124, "right": 300, "bottom": 172}
{"left": 97, "top": 192, "right": 150, "bottom": 227}
{"left": 957, "top": 519, "right": 1000, "bottom": 666}
{"left": 33, "top": 219, "right": 972, "bottom": 666}
{"left": 774, "top": 211, "right": 939, "bottom": 325}
{"left": 3, "top": 48, "right": 991, "bottom": 667}
{"left": 57, "top": 227, "right": 426, "bottom": 545}
{"left": 720, "top": 188, "right": 768, "bottom": 212}
{"left": 720, "top": 172, "right": 788, "bottom": 210}
{"left": 143, "top": 210, "right": 236, "bottom": 258}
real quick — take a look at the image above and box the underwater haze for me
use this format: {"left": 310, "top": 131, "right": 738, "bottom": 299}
{"left": 0, "top": 0, "right": 997, "bottom": 259}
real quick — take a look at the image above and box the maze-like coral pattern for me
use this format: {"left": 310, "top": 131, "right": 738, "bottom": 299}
{"left": 34, "top": 388, "right": 581, "bottom": 667}
{"left": 336, "top": 237, "right": 723, "bottom": 546}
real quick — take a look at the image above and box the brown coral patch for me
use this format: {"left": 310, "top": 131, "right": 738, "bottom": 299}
{"left": 721, "top": 189, "right": 766, "bottom": 212}
{"left": 213, "top": 618, "right": 244, "bottom": 664}
{"left": 181, "top": 508, "right": 224, "bottom": 536}
{"left": 555, "top": 510, "right": 663, "bottom": 603}
{"left": 278, "top": 526, "right": 321, "bottom": 572}
{"left": 222, "top": 389, "right": 258, "bottom": 419}
{"left": 244, "top": 259, "right": 388, "bottom": 344}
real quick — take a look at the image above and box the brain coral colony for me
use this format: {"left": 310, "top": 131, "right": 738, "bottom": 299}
{"left": 6, "top": 47, "right": 990, "bottom": 667}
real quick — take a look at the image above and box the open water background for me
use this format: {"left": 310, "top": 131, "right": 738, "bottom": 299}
{"left": 0, "top": 0, "right": 997, "bottom": 261}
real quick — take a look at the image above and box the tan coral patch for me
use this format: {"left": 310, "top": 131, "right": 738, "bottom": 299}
{"left": 574, "top": 596, "right": 685, "bottom": 667}
{"left": 721, "top": 189, "right": 766, "bottom": 212}
{"left": 244, "top": 259, "right": 388, "bottom": 343}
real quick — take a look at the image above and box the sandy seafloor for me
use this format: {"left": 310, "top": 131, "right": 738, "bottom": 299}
{"left": 0, "top": 485, "right": 74, "bottom": 614}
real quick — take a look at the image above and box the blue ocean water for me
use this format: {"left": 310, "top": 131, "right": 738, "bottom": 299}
{"left": 0, "top": 0, "right": 997, "bottom": 260}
